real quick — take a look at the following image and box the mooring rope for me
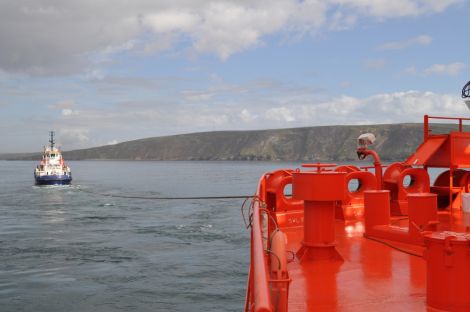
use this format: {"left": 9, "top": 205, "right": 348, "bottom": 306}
{"left": 364, "top": 235, "right": 423, "bottom": 258}
{"left": 79, "top": 187, "right": 254, "bottom": 200}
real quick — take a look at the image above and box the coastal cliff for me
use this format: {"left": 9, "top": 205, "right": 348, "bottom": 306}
{"left": 1, "top": 123, "right": 464, "bottom": 161}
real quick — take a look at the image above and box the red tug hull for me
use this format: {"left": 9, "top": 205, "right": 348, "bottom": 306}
{"left": 245, "top": 115, "right": 470, "bottom": 312}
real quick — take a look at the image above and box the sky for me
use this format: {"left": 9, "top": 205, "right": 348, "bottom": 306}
{"left": 1, "top": 0, "right": 469, "bottom": 152}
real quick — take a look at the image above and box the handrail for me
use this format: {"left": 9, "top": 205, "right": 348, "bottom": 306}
{"left": 424, "top": 115, "right": 470, "bottom": 140}
{"left": 245, "top": 175, "right": 273, "bottom": 312}
{"left": 252, "top": 199, "right": 272, "bottom": 312}
{"left": 426, "top": 115, "right": 470, "bottom": 121}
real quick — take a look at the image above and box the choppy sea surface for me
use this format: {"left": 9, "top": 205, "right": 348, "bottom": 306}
{"left": 0, "top": 160, "right": 303, "bottom": 312}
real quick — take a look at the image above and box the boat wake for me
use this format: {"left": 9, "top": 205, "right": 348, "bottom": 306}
{"left": 32, "top": 184, "right": 79, "bottom": 190}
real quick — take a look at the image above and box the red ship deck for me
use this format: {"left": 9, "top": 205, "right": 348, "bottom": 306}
{"left": 268, "top": 211, "right": 470, "bottom": 311}
{"left": 285, "top": 221, "right": 426, "bottom": 311}
{"left": 246, "top": 197, "right": 470, "bottom": 312}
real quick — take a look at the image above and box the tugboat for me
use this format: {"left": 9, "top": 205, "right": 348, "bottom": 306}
{"left": 244, "top": 81, "right": 470, "bottom": 312}
{"left": 34, "top": 131, "right": 72, "bottom": 185}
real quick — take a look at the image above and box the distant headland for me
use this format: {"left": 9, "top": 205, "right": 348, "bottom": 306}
{"left": 1, "top": 123, "right": 465, "bottom": 162}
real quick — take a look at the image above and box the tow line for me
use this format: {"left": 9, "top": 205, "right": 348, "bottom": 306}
{"left": 79, "top": 188, "right": 254, "bottom": 200}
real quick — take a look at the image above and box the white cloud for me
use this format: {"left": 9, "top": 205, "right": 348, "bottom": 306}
{"left": 265, "top": 107, "right": 296, "bottom": 122}
{"left": 329, "top": 11, "right": 357, "bottom": 31}
{"left": 378, "top": 35, "right": 432, "bottom": 50}
{"left": 47, "top": 100, "right": 79, "bottom": 117}
{"left": 191, "top": 1, "right": 299, "bottom": 60}
{"left": 0, "top": 1, "right": 461, "bottom": 74}
{"left": 240, "top": 109, "right": 257, "bottom": 123}
{"left": 107, "top": 140, "right": 118, "bottom": 145}
{"left": 248, "top": 91, "right": 465, "bottom": 127}
{"left": 424, "top": 62, "right": 466, "bottom": 76}
{"left": 180, "top": 90, "right": 463, "bottom": 128}
{"left": 61, "top": 109, "right": 75, "bottom": 116}
{"left": 84, "top": 69, "right": 106, "bottom": 81}
{"left": 329, "top": 0, "right": 461, "bottom": 18}
{"left": 93, "top": 40, "right": 137, "bottom": 64}
{"left": 144, "top": 11, "right": 200, "bottom": 33}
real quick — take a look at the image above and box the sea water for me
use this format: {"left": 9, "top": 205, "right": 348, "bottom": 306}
{"left": 0, "top": 160, "right": 299, "bottom": 311}
{"left": 0, "top": 160, "right": 444, "bottom": 311}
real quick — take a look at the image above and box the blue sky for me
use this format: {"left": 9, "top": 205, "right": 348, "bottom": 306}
{"left": 0, "top": 0, "right": 469, "bottom": 152}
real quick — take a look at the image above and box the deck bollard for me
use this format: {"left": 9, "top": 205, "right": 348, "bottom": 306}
{"left": 364, "top": 190, "right": 390, "bottom": 235}
{"left": 408, "top": 193, "right": 438, "bottom": 244}
{"left": 292, "top": 168, "right": 346, "bottom": 261}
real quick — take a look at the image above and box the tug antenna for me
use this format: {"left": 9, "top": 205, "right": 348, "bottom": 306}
{"left": 49, "top": 131, "right": 55, "bottom": 149}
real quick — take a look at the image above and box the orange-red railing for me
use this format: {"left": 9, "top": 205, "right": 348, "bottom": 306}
{"left": 245, "top": 175, "right": 273, "bottom": 312}
{"left": 424, "top": 115, "right": 470, "bottom": 141}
